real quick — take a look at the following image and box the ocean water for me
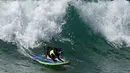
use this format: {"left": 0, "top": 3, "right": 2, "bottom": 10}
{"left": 1, "top": 0, "right": 130, "bottom": 73}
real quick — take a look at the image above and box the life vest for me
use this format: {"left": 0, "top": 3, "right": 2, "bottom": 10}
{"left": 49, "top": 49, "right": 55, "bottom": 56}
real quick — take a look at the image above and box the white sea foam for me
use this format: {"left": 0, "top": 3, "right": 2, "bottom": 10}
{"left": 74, "top": 0, "right": 130, "bottom": 47}
{"left": 0, "top": 0, "right": 69, "bottom": 50}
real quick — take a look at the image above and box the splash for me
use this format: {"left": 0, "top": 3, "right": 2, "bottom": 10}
{"left": 0, "top": 0, "right": 69, "bottom": 49}
{"left": 74, "top": 0, "right": 130, "bottom": 47}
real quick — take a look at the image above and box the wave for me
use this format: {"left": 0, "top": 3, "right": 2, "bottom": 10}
{"left": 1, "top": 0, "right": 130, "bottom": 73}
{"left": 73, "top": 0, "right": 130, "bottom": 47}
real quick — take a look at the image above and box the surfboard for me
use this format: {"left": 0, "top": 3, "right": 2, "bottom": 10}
{"left": 31, "top": 56, "right": 70, "bottom": 66}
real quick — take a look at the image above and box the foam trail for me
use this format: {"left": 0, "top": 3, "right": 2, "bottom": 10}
{"left": 73, "top": 0, "right": 130, "bottom": 47}
{"left": 0, "top": 0, "right": 69, "bottom": 56}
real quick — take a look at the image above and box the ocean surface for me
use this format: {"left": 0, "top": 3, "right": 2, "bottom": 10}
{"left": 1, "top": 0, "right": 130, "bottom": 73}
